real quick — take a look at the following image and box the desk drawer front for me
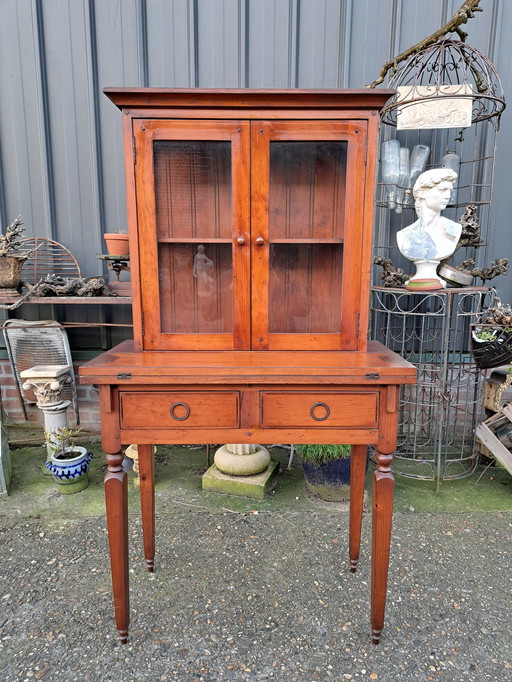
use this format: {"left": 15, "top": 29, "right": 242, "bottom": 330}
{"left": 120, "top": 391, "right": 240, "bottom": 428}
{"left": 260, "top": 392, "right": 378, "bottom": 428}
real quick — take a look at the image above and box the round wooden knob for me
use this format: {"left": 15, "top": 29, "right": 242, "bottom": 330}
{"left": 255, "top": 236, "right": 265, "bottom": 246}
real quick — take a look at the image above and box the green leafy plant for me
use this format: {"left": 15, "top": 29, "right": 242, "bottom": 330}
{"left": 473, "top": 328, "right": 497, "bottom": 341}
{"left": 294, "top": 443, "right": 351, "bottom": 464}
{"left": 44, "top": 426, "right": 83, "bottom": 459}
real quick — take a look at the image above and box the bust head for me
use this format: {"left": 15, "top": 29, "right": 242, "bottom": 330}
{"left": 413, "top": 168, "right": 457, "bottom": 214}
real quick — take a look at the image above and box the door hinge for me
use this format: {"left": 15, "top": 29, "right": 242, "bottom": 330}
{"left": 117, "top": 373, "right": 132, "bottom": 380}
{"left": 364, "top": 136, "right": 368, "bottom": 166}
{"left": 132, "top": 137, "right": 137, "bottom": 165}
{"left": 365, "top": 373, "right": 380, "bottom": 380}
{"left": 141, "top": 310, "right": 145, "bottom": 336}
{"left": 356, "top": 311, "right": 360, "bottom": 338}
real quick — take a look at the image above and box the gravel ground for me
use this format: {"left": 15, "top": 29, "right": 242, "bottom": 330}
{"left": 0, "top": 508, "right": 511, "bottom": 681}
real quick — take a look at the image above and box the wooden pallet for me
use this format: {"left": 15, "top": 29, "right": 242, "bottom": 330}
{"left": 475, "top": 402, "right": 512, "bottom": 475}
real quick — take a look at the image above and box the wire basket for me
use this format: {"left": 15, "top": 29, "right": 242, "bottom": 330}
{"left": 470, "top": 324, "right": 512, "bottom": 369}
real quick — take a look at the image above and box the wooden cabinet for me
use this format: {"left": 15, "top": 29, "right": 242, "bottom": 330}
{"left": 110, "top": 90, "right": 383, "bottom": 351}
{"left": 80, "top": 89, "right": 417, "bottom": 647}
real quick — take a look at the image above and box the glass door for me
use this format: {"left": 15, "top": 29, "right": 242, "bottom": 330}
{"left": 134, "top": 120, "right": 251, "bottom": 350}
{"left": 251, "top": 121, "right": 367, "bottom": 350}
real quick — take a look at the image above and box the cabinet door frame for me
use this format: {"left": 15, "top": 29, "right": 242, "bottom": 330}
{"left": 250, "top": 120, "right": 368, "bottom": 351}
{"left": 133, "top": 119, "right": 251, "bottom": 350}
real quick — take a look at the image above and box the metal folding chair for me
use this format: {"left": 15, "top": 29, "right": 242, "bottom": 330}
{"left": 2, "top": 319, "right": 79, "bottom": 423}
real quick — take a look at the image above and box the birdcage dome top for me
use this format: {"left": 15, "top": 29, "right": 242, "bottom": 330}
{"left": 380, "top": 39, "right": 505, "bottom": 128}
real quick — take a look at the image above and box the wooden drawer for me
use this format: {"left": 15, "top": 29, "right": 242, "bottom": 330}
{"left": 260, "top": 391, "right": 378, "bottom": 428}
{"left": 120, "top": 391, "right": 239, "bottom": 428}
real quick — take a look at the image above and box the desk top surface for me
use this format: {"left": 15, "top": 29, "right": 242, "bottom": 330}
{"left": 79, "top": 341, "right": 416, "bottom": 386}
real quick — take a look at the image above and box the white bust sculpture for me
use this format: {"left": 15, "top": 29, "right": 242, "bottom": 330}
{"left": 397, "top": 168, "right": 461, "bottom": 289}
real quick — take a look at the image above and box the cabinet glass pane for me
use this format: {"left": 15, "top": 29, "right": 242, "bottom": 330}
{"left": 268, "top": 141, "right": 347, "bottom": 240}
{"left": 153, "top": 140, "right": 234, "bottom": 334}
{"left": 158, "top": 243, "right": 233, "bottom": 334}
{"left": 269, "top": 243, "right": 343, "bottom": 333}
{"left": 154, "top": 141, "right": 232, "bottom": 240}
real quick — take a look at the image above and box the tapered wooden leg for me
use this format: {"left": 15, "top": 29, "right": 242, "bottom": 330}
{"left": 371, "top": 450, "right": 394, "bottom": 645}
{"left": 138, "top": 444, "right": 155, "bottom": 572}
{"left": 105, "top": 451, "right": 130, "bottom": 644}
{"left": 349, "top": 444, "right": 367, "bottom": 572}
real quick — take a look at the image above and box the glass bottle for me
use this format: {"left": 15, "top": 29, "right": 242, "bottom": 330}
{"left": 395, "top": 147, "right": 410, "bottom": 214}
{"left": 442, "top": 150, "right": 460, "bottom": 205}
{"left": 381, "top": 139, "right": 400, "bottom": 209}
{"left": 405, "top": 144, "right": 430, "bottom": 206}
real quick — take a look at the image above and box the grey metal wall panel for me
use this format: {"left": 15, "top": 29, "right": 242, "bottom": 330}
{"left": 0, "top": 0, "right": 511, "bottom": 343}
{"left": 247, "top": 0, "right": 298, "bottom": 87}
{"left": 146, "top": 0, "right": 196, "bottom": 86}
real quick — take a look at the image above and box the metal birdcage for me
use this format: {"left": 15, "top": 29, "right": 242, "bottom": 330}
{"left": 374, "top": 39, "right": 506, "bottom": 275}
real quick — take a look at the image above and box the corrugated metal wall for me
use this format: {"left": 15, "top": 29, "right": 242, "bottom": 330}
{"left": 0, "top": 0, "right": 510, "bottom": 349}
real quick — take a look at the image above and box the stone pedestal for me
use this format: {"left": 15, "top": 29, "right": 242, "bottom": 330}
{"left": 20, "top": 364, "right": 72, "bottom": 470}
{"left": 202, "top": 443, "right": 279, "bottom": 499}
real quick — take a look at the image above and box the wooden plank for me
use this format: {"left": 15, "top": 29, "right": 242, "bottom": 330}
{"left": 0, "top": 296, "right": 131, "bottom": 305}
{"left": 502, "top": 402, "right": 512, "bottom": 422}
{"left": 475, "top": 423, "right": 512, "bottom": 475}
{"left": 103, "top": 88, "right": 395, "bottom": 112}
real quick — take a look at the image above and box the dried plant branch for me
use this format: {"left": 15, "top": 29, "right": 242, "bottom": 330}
{"left": 366, "top": 0, "right": 483, "bottom": 89}
{"left": 0, "top": 216, "right": 28, "bottom": 259}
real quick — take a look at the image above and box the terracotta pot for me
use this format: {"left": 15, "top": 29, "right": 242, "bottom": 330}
{"left": 0, "top": 256, "right": 24, "bottom": 290}
{"left": 104, "top": 233, "right": 129, "bottom": 257}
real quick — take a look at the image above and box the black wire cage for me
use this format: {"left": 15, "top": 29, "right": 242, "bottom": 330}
{"left": 374, "top": 39, "right": 506, "bottom": 277}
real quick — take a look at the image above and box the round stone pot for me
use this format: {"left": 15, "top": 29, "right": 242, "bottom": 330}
{"left": 45, "top": 446, "right": 93, "bottom": 494}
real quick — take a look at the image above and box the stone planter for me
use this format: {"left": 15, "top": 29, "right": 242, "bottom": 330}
{"left": 45, "top": 445, "right": 93, "bottom": 494}
{"left": 0, "top": 256, "right": 24, "bottom": 295}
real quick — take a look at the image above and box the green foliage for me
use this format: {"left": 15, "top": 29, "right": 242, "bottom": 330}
{"left": 473, "top": 327, "right": 497, "bottom": 341}
{"left": 294, "top": 443, "right": 351, "bottom": 463}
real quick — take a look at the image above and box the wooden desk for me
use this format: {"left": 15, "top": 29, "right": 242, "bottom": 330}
{"left": 80, "top": 340, "right": 415, "bottom": 645}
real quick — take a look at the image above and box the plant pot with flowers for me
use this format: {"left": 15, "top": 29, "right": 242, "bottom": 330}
{"left": 45, "top": 427, "right": 93, "bottom": 494}
{"left": 0, "top": 216, "right": 31, "bottom": 296}
{"left": 295, "top": 443, "right": 357, "bottom": 502}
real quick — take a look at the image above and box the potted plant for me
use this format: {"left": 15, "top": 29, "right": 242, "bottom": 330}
{"left": 104, "top": 230, "right": 129, "bottom": 257}
{"left": 44, "top": 427, "right": 93, "bottom": 494}
{"left": 470, "top": 300, "right": 512, "bottom": 369}
{"left": 0, "top": 216, "right": 31, "bottom": 294}
{"left": 295, "top": 443, "right": 354, "bottom": 502}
